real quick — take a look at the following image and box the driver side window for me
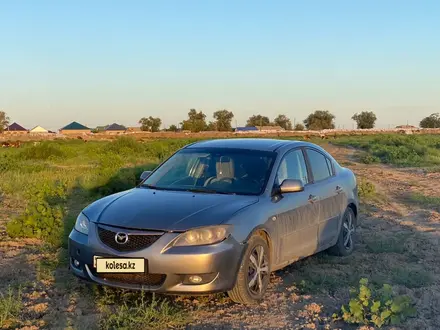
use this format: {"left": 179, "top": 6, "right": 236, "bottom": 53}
{"left": 276, "top": 149, "right": 309, "bottom": 186}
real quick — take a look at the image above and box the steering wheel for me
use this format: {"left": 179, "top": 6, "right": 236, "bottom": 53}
{"left": 205, "top": 177, "right": 236, "bottom": 187}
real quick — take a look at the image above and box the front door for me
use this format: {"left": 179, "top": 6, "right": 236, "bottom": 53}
{"left": 272, "top": 149, "right": 320, "bottom": 265}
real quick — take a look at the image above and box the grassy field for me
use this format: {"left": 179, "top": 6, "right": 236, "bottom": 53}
{"left": 0, "top": 135, "right": 439, "bottom": 329}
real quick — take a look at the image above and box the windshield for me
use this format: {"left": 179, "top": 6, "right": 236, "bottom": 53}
{"left": 142, "top": 148, "right": 276, "bottom": 195}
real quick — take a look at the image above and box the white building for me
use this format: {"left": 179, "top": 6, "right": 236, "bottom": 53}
{"left": 29, "top": 125, "right": 49, "bottom": 133}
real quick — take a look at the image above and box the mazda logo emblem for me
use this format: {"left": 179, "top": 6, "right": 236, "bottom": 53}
{"left": 115, "top": 232, "right": 129, "bottom": 245}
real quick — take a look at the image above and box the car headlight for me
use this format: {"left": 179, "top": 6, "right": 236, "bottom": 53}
{"left": 74, "top": 213, "right": 90, "bottom": 235}
{"left": 173, "top": 225, "right": 231, "bottom": 247}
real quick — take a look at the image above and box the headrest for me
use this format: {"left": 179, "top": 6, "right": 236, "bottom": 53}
{"left": 216, "top": 156, "right": 234, "bottom": 178}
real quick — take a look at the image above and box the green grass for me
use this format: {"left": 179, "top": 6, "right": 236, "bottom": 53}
{"left": 365, "top": 233, "right": 411, "bottom": 254}
{"left": 391, "top": 267, "right": 434, "bottom": 289}
{"left": 407, "top": 192, "right": 440, "bottom": 208}
{"left": 93, "top": 289, "right": 188, "bottom": 330}
{"left": 334, "top": 134, "right": 440, "bottom": 167}
{"left": 0, "top": 286, "right": 23, "bottom": 328}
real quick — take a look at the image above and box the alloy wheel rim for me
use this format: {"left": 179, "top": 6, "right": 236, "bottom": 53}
{"left": 248, "top": 245, "right": 269, "bottom": 295}
{"left": 343, "top": 212, "right": 355, "bottom": 250}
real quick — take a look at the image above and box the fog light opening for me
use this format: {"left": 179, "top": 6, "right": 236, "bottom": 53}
{"left": 182, "top": 273, "right": 218, "bottom": 285}
{"left": 188, "top": 275, "right": 203, "bottom": 284}
{"left": 72, "top": 258, "right": 81, "bottom": 268}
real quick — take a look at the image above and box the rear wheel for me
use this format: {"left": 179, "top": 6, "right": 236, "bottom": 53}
{"left": 328, "top": 207, "right": 356, "bottom": 256}
{"left": 228, "top": 235, "right": 270, "bottom": 305}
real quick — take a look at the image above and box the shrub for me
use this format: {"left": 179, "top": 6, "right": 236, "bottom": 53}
{"left": 335, "top": 134, "right": 440, "bottom": 167}
{"left": 336, "top": 278, "right": 416, "bottom": 328}
{"left": 104, "top": 137, "right": 144, "bottom": 155}
{"left": 359, "top": 153, "right": 380, "bottom": 164}
{"left": 18, "top": 142, "right": 67, "bottom": 160}
{"left": 358, "top": 180, "right": 376, "bottom": 199}
{"left": 6, "top": 181, "right": 68, "bottom": 246}
{"left": 0, "top": 153, "right": 19, "bottom": 173}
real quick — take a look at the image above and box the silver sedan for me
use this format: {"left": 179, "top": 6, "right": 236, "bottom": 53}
{"left": 68, "top": 138, "right": 359, "bottom": 304}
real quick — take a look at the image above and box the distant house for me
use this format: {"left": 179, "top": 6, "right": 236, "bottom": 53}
{"left": 59, "top": 121, "right": 91, "bottom": 135}
{"left": 29, "top": 125, "right": 49, "bottom": 134}
{"left": 105, "top": 123, "right": 127, "bottom": 134}
{"left": 93, "top": 125, "right": 108, "bottom": 133}
{"left": 127, "top": 126, "right": 142, "bottom": 133}
{"left": 396, "top": 125, "right": 418, "bottom": 129}
{"left": 256, "top": 125, "right": 285, "bottom": 132}
{"left": 235, "top": 126, "right": 258, "bottom": 132}
{"left": 5, "top": 122, "right": 28, "bottom": 134}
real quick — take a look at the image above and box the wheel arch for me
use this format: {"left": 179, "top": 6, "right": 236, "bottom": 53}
{"left": 242, "top": 226, "right": 274, "bottom": 266}
{"left": 347, "top": 202, "right": 358, "bottom": 226}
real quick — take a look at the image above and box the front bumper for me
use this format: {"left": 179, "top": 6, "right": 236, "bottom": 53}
{"left": 68, "top": 224, "right": 244, "bottom": 294}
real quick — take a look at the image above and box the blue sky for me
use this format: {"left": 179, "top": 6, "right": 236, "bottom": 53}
{"left": 1, "top": 0, "right": 439, "bottom": 130}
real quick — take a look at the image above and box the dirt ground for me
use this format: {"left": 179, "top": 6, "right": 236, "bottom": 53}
{"left": 1, "top": 144, "right": 439, "bottom": 329}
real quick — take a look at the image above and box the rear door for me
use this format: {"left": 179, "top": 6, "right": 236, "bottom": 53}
{"left": 304, "top": 148, "right": 344, "bottom": 250}
{"left": 272, "top": 148, "right": 320, "bottom": 265}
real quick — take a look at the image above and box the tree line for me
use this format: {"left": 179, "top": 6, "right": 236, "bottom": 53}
{"left": 2, "top": 109, "right": 440, "bottom": 133}
{"left": 138, "top": 109, "right": 440, "bottom": 133}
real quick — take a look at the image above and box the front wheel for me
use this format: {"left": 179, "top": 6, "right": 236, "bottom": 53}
{"left": 227, "top": 234, "right": 270, "bottom": 305}
{"left": 328, "top": 207, "right": 356, "bottom": 256}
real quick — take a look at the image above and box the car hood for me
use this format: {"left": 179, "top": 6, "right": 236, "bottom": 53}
{"left": 82, "top": 188, "right": 259, "bottom": 231}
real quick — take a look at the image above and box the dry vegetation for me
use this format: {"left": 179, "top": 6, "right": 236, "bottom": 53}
{"left": 1, "top": 134, "right": 439, "bottom": 329}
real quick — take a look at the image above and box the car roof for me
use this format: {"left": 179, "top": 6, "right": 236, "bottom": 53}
{"left": 185, "top": 138, "right": 306, "bottom": 152}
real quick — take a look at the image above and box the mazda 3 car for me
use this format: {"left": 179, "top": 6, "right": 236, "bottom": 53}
{"left": 69, "top": 138, "right": 359, "bottom": 304}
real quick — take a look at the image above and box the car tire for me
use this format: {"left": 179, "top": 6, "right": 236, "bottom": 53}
{"left": 328, "top": 207, "right": 356, "bottom": 257}
{"left": 227, "top": 234, "right": 271, "bottom": 305}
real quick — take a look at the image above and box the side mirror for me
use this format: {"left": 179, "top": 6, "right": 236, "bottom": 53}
{"left": 279, "top": 179, "right": 304, "bottom": 194}
{"left": 140, "top": 170, "right": 152, "bottom": 181}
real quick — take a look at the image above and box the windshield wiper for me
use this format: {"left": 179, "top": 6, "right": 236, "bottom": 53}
{"left": 142, "top": 184, "right": 173, "bottom": 191}
{"left": 142, "top": 184, "right": 236, "bottom": 195}
{"left": 184, "top": 188, "right": 236, "bottom": 195}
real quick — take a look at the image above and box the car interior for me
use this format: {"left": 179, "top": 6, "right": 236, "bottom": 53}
{"left": 159, "top": 153, "right": 272, "bottom": 194}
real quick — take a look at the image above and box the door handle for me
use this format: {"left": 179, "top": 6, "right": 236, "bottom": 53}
{"left": 336, "top": 185, "right": 343, "bottom": 194}
{"left": 308, "top": 194, "right": 318, "bottom": 203}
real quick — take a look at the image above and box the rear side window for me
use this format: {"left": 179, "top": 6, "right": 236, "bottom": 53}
{"left": 306, "top": 149, "right": 332, "bottom": 182}
{"left": 325, "top": 157, "right": 334, "bottom": 175}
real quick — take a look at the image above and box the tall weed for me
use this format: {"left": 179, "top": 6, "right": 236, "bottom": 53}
{"left": 6, "top": 181, "right": 68, "bottom": 246}
{"left": 18, "top": 142, "right": 69, "bottom": 160}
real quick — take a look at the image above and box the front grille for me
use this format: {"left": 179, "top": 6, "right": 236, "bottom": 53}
{"left": 94, "top": 272, "right": 166, "bottom": 286}
{"left": 90, "top": 266, "right": 166, "bottom": 286}
{"left": 97, "top": 226, "right": 162, "bottom": 252}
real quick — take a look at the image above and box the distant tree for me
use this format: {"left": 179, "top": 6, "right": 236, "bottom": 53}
{"left": 181, "top": 109, "right": 207, "bottom": 132}
{"left": 246, "top": 114, "right": 271, "bottom": 127}
{"left": 0, "top": 111, "right": 9, "bottom": 133}
{"left": 303, "top": 110, "right": 335, "bottom": 130}
{"left": 206, "top": 121, "right": 217, "bottom": 131}
{"left": 294, "top": 123, "right": 305, "bottom": 131}
{"left": 352, "top": 111, "right": 377, "bottom": 129}
{"left": 420, "top": 113, "right": 440, "bottom": 128}
{"left": 213, "top": 109, "right": 234, "bottom": 131}
{"left": 139, "top": 116, "right": 162, "bottom": 132}
{"left": 168, "top": 124, "right": 178, "bottom": 132}
{"left": 274, "top": 114, "right": 292, "bottom": 130}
